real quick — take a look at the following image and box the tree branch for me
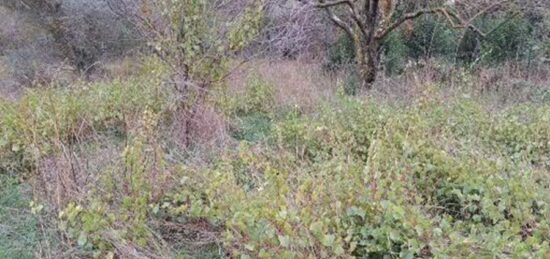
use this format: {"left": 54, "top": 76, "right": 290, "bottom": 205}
{"left": 365, "top": 0, "right": 379, "bottom": 44}
{"left": 376, "top": 0, "right": 512, "bottom": 40}
{"left": 346, "top": 2, "right": 368, "bottom": 39}
{"left": 376, "top": 8, "right": 440, "bottom": 40}
{"left": 315, "top": 0, "right": 355, "bottom": 40}
{"left": 314, "top": 0, "right": 356, "bottom": 8}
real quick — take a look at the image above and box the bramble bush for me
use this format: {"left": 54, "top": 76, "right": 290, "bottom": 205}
{"left": 0, "top": 57, "right": 170, "bottom": 174}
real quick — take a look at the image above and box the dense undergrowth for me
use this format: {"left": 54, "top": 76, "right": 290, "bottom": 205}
{"left": 0, "top": 68, "right": 549, "bottom": 258}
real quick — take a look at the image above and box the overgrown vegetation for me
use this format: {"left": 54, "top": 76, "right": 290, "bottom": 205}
{"left": 1, "top": 65, "right": 549, "bottom": 257}
{"left": 1, "top": 0, "right": 549, "bottom": 258}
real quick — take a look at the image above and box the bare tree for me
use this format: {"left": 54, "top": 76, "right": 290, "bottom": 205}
{"left": 301, "top": 0, "right": 514, "bottom": 88}
{"left": 254, "top": 1, "right": 329, "bottom": 59}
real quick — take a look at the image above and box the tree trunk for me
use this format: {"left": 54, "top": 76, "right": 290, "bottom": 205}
{"left": 357, "top": 42, "right": 379, "bottom": 89}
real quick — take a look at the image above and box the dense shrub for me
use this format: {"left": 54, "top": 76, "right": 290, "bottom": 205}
{"left": 382, "top": 31, "right": 409, "bottom": 75}
{"left": 159, "top": 94, "right": 549, "bottom": 258}
{"left": 325, "top": 34, "right": 355, "bottom": 71}
{"left": 1, "top": 58, "right": 549, "bottom": 257}
{"left": 2, "top": 55, "right": 549, "bottom": 257}
{"left": 404, "top": 16, "right": 458, "bottom": 60}
{"left": 0, "top": 58, "right": 176, "bottom": 257}
{"left": 0, "top": 1, "right": 548, "bottom": 258}
{"left": 58, "top": 109, "right": 168, "bottom": 257}
{"left": 0, "top": 58, "right": 170, "bottom": 178}
{"left": 231, "top": 74, "right": 276, "bottom": 117}
{"left": 459, "top": 15, "right": 532, "bottom": 65}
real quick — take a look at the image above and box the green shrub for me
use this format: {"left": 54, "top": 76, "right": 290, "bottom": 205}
{"left": 223, "top": 74, "right": 276, "bottom": 142}
{"left": 58, "top": 109, "right": 168, "bottom": 257}
{"left": 325, "top": 34, "right": 355, "bottom": 71}
{"left": 325, "top": 13, "right": 546, "bottom": 75}
{"left": 0, "top": 63, "right": 174, "bottom": 256}
{"left": 222, "top": 73, "right": 275, "bottom": 117}
{"left": 487, "top": 105, "right": 550, "bottom": 167}
{"left": 231, "top": 114, "right": 273, "bottom": 142}
{"left": 405, "top": 16, "right": 458, "bottom": 59}
{"left": 482, "top": 16, "right": 535, "bottom": 63}
{"left": 342, "top": 71, "right": 360, "bottom": 96}
{"left": 382, "top": 31, "right": 409, "bottom": 75}
{"left": 0, "top": 67, "right": 170, "bottom": 177}
{"left": 159, "top": 94, "right": 550, "bottom": 258}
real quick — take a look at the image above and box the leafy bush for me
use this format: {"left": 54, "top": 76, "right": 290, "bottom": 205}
{"left": 231, "top": 114, "right": 273, "bottom": 143}
{"left": 325, "top": 34, "right": 355, "bottom": 71}
{"left": 404, "top": 16, "right": 458, "bottom": 60}
{"left": 58, "top": 109, "right": 168, "bottom": 257}
{"left": 482, "top": 15, "right": 535, "bottom": 63}
{"left": 376, "top": 14, "right": 543, "bottom": 71}
{"left": 0, "top": 58, "right": 170, "bottom": 178}
{"left": 159, "top": 94, "right": 549, "bottom": 258}
{"left": 382, "top": 31, "right": 409, "bottom": 75}
{"left": 236, "top": 74, "right": 276, "bottom": 116}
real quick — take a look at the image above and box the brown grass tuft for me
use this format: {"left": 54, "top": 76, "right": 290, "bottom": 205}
{"left": 228, "top": 59, "right": 337, "bottom": 113}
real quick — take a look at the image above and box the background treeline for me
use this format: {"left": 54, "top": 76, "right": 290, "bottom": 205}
{"left": 1, "top": 0, "right": 548, "bottom": 91}
{"left": 328, "top": 2, "right": 550, "bottom": 73}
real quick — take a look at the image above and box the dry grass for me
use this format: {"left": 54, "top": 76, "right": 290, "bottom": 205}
{"left": 369, "top": 59, "right": 550, "bottom": 107}
{"left": 228, "top": 58, "right": 337, "bottom": 113}
{"left": 0, "top": 58, "right": 23, "bottom": 100}
{"left": 165, "top": 102, "right": 233, "bottom": 165}
{"left": 99, "top": 56, "right": 149, "bottom": 80}
{"left": 34, "top": 137, "right": 122, "bottom": 210}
